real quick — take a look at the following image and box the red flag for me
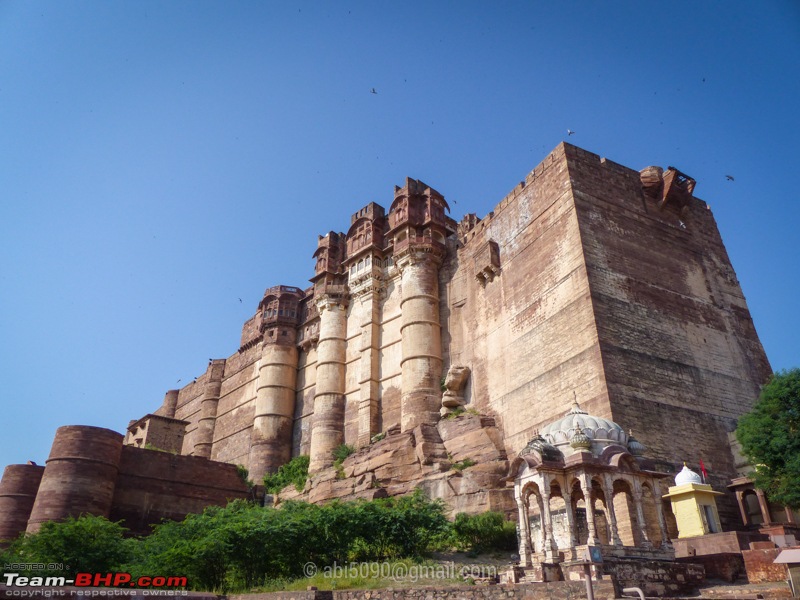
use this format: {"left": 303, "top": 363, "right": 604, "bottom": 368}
{"left": 699, "top": 459, "right": 708, "bottom": 483}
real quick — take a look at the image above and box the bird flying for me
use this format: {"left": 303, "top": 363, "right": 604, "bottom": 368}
{"left": 726, "top": 175, "right": 735, "bottom": 181}
{"left": 567, "top": 129, "right": 575, "bottom": 136}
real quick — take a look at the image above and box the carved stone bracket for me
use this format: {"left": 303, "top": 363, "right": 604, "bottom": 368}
{"left": 473, "top": 240, "right": 500, "bottom": 286}
{"left": 347, "top": 270, "right": 386, "bottom": 300}
{"left": 395, "top": 247, "right": 445, "bottom": 275}
{"left": 315, "top": 292, "right": 350, "bottom": 314}
{"left": 440, "top": 365, "right": 471, "bottom": 415}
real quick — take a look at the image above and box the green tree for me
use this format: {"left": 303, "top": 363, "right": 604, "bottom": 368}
{"left": 736, "top": 368, "right": 800, "bottom": 509}
{"left": 1, "top": 515, "right": 131, "bottom": 578}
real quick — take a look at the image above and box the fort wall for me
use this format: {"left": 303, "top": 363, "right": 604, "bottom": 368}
{"left": 0, "top": 464, "right": 44, "bottom": 541}
{"left": 0, "top": 143, "right": 771, "bottom": 538}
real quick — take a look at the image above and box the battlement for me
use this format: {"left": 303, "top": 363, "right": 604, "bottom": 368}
{"left": 350, "top": 202, "right": 386, "bottom": 225}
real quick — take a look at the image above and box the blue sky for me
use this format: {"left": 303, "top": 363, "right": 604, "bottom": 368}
{"left": 1, "top": 1, "right": 798, "bottom": 467}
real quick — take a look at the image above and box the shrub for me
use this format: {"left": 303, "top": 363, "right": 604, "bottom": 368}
{"left": 452, "top": 511, "right": 518, "bottom": 553}
{"left": 263, "top": 455, "right": 310, "bottom": 494}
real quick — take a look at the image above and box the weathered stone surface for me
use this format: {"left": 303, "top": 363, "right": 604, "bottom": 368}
{"left": 0, "top": 143, "right": 772, "bottom": 537}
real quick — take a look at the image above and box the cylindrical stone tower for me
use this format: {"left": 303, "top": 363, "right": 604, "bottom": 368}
{"left": 248, "top": 286, "right": 303, "bottom": 482}
{"left": 0, "top": 464, "right": 45, "bottom": 542}
{"left": 249, "top": 342, "right": 298, "bottom": 481}
{"left": 308, "top": 293, "right": 349, "bottom": 472}
{"left": 386, "top": 178, "right": 451, "bottom": 433}
{"left": 193, "top": 359, "right": 226, "bottom": 459}
{"left": 159, "top": 389, "right": 180, "bottom": 418}
{"left": 27, "top": 426, "right": 123, "bottom": 533}
{"left": 398, "top": 252, "right": 444, "bottom": 431}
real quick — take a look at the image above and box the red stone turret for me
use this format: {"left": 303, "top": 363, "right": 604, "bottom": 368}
{"left": 26, "top": 426, "right": 124, "bottom": 533}
{"left": 0, "top": 464, "right": 45, "bottom": 542}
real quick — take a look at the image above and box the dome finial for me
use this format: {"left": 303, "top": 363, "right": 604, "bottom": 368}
{"left": 568, "top": 395, "right": 587, "bottom": 415}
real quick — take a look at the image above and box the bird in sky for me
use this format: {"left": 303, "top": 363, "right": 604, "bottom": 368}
{"left": 726, "top": 175, "right": 735, "bottom": 181}
{"left": 567, "top": 129, "right": 575, "bottom": 136}
{"left": 238, "top": 298, "right": 242, "bottom": 303}
{"left": 176, "top": 379, "right": 181, "bottom": 383}
{"left": 370, "top": 88, "right": 377, "bottom": 94}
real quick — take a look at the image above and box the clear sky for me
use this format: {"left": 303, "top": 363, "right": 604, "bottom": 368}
{"left": 1, "top": 1, "right": 798, "bottom": 468}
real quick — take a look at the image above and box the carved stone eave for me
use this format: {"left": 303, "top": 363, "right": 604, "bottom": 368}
{"left": 347, "top": 264, "right": 387, "bottom": 300}
{"left": 394, "top": 245, "right": 446, "bottom": 274}
{"left": 315, "top": 291, "right": 350, "bottom": 313}
{"left": 298, "top": 336, "right": 319, "bottom": 352}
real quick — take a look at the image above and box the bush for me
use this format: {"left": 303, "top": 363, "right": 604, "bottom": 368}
{"left": 332, "top": 444, "right": 356, "bottom": 464}
{"left": 451, "top": 458, "right": 476, "bottom": 471}
{"left": 452, "top": 511, "right": 518, "bottom": 553}
{"left": 263, "top": 455, "right": 310, "bottom": 494}
{"left": 1, "top": 515, "right": 132, "bottom": 578}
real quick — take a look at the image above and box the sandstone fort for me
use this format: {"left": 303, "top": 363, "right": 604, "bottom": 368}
{"left": 0, "top": 143, "right": 777, "bottom": 569}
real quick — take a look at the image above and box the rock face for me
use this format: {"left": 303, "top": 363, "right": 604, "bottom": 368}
{"left": 0, "top": 142, "right": 772, "bottom": 537}
{"left": 278, "top": 413, "right": 515, "bottom": 517}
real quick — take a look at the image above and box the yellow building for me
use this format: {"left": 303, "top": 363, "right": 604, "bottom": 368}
{"left": 663, "top": 465, "right": 724, "bottom": 538}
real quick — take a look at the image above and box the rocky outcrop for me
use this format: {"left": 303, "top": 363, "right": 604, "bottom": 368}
{"left": 275, "top": 413, "right": 515, "bottom": 516}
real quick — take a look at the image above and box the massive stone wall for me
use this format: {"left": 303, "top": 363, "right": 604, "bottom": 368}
{"left": 0, "top": 425, "right": 250, "bottom": 541}
{"left": 0, "top": 142, "right": 771, "bottom": 538}
{"left": 563, "top": 145, "right": 771, "bottom": 523}
{"left": 444, "top": 144, "right": 610, "bottom": 458}
{"left": 144, "top": 143, "right": 768, "bottom": 520}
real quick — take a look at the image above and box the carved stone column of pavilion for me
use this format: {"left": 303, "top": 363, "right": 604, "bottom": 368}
{"left": 632, "top": 485, "right": 653, "bottom": 548}
{"left": 580, "top": 475, "right": 600, "bottom": 546}
{"left": 603, "top": 475, "right": 623, "bottom": 546}
{"left": 355, "top": 286, "right": 382, "bottom": 447}
{"left": 516, "top": 490, "right": 533, "bottom": 567}
{"left": 540, "top": 478, "right": 560, "bottom": 562}
{"left": 398, "top": 251, "right": 443, "bottom": 432}
{"left": 194, "top": 359, "right": 226, "bottom": 458}
{"left": 249, "top": 336, "right": 299, "bottom": 482}
{"left": 652, "top": 480, "right": 672, "bottom": 548}
{"left": 309, "top": 294, "right": 349, "bottom": 472}
{"left": 562, "top": 486, "right": 578, "bottom": 548}
{"left": 756, "top": 489, "right": 773, "bottom": 525}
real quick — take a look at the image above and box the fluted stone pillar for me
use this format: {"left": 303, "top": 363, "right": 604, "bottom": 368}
{"left": 249, "top": 339, "right": 299, "bottom": 482}
{"left": 398, "top": 252, "right": 443, "bottom": 432}
{"left": 194, "top": 359, "right": 226, "bottom": 458}
{"left": 309, "top": 294, "right": 349, "bottom": 472}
